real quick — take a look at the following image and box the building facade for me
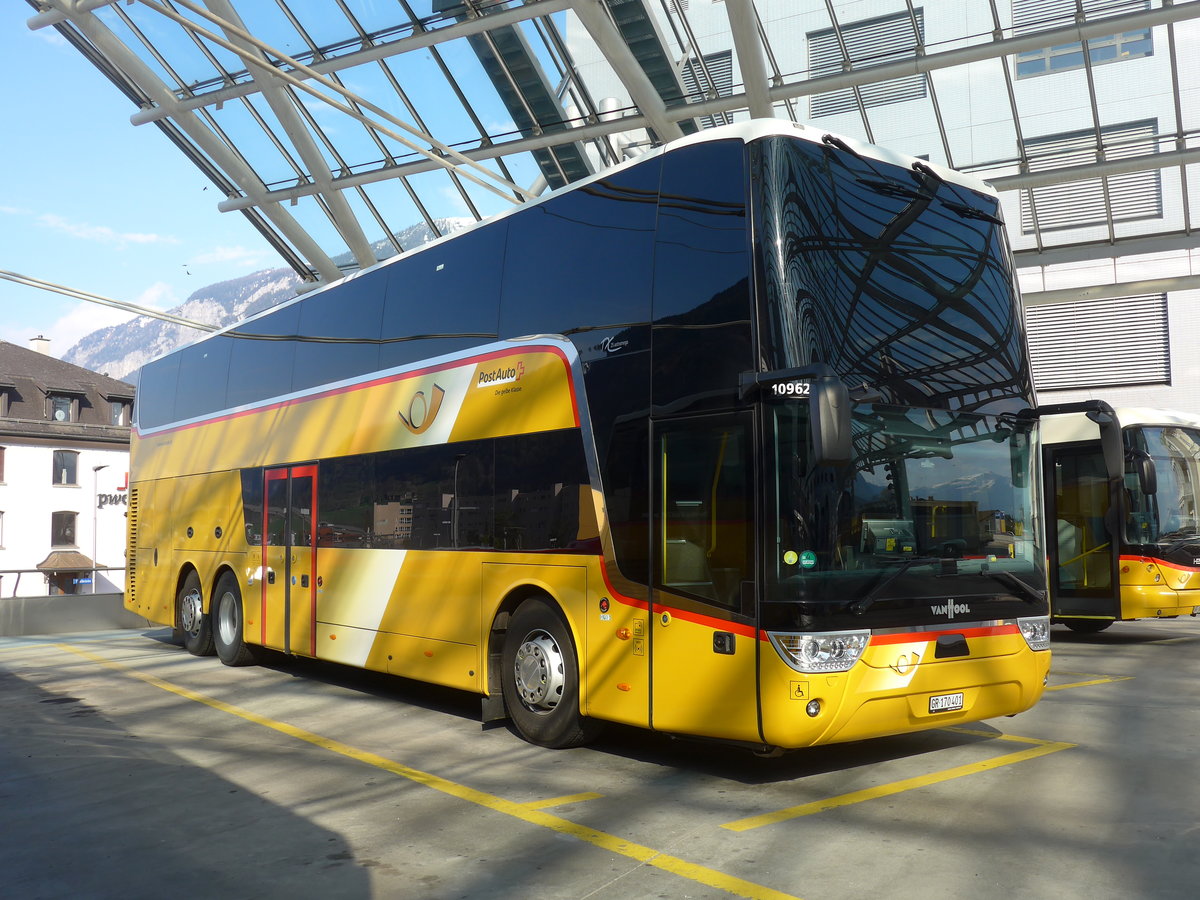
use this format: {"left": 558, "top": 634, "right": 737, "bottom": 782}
{"left": 0, "top": 338, "right": 134, "bottom": 597}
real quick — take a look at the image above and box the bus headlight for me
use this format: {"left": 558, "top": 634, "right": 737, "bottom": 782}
{"left": 1018, "top": 616, "right": 1051, "bottom": 651}
{"left": 768, "top": 630, "right": 870, "bottom": 673}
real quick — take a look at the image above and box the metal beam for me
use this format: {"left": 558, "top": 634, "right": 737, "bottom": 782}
{"left": 1014, "top": 231, "right": 1200, "bottom": 269}
{"left": 123, "top": 0, "right": 576, "bottom": 124}
{"left": 990, "top": 145, "right": 1200, "bottom": 191}
{"left": 203, "top": 0, "right": 377, "bottom": 269}
{"left": 571, "top": 0, "right": 685, "bottom": 142}
{"left": 724, "top": 0, "right": 772, "bottom": 118}
{"left": 138, "top": 0, "right": 534, "bottom": 204}
{"left": 39, "top": 0, "right": 344, "bottom": 281}
{"left": 687, "top": 2, "right": 1200, "bottom": 125}
{"left": 1022, "top": 275, "right": 1200, "bottom": 307}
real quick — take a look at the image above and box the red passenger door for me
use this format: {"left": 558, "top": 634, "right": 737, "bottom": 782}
{"left": 260, "top": 465, "right": 318, "bottom": 656}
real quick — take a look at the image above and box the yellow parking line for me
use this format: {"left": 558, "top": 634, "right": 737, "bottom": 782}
{"left": 1046, "top": 672, "right": 1133, "bottom": 692}
{"left": 523, "top": 792, "right": 603, "bottom": 810}
{"left": 55, "top": 643, "right": 802, "bottom": 900}
{"left": 722, "top": 731, "right": 1074, "bottom": 833}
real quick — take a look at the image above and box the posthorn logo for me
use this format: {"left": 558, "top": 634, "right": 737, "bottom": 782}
{"left": 930, "top": 600, "right": 971, "bottom": 620}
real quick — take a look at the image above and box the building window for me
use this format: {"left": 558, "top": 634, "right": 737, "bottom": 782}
{"left": 1013, "top": 0, "right": 1152, "bottom": 79}
{"left": 50, "top": 393, "right": 75, "bottom": 423}
{"left": 808, "top": 10, "right": 927, "bottom": 118}
{"left": 0, "top": 386, "right": 10, "bottom": 417}
{"left": 1019, "top": 119, "right": 1161, "bottom": 234}
{"left": 52, "top": 450, "right": 79, "bottom": 486}
{"left": 52, "top": 511, "right": 78, "bottom": 548}
{"left": 110, "top": 400, "right": 131, "bottom": 426}
{"left": 680, "top": 50, "right": 734, "bottom": 129}
{"left": 1027, "top": 294, "right": 1169, "bottom": 390}
{"left": 0, "top": 446, "right": 4, "bottom": 482}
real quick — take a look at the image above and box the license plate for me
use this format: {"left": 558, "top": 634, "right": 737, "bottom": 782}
{"left": 929, "top": 692, "right": 965, "bottom": 714}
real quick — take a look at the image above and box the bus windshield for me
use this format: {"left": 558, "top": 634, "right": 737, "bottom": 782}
{"left": 765, "top": 399, "right": 1042, "bottom": 613}
{"left": 1126, "top": 425, "right": 1200, "bottom": 545}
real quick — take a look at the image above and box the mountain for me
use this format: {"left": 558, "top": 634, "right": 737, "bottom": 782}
{"left": 62, "top": 218, "right": 474, "bottom": 382}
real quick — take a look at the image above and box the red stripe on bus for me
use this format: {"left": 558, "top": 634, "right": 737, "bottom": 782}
{"left": 597, "top": 559, "right": 757, "bottom": 637}
{"left": 1121, "top": 554, "right": 1200, "bottom": 573}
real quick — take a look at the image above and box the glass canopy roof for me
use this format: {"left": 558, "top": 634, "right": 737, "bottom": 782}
{"left": 23, "top": 0, "right": 1200, "bottom": 299}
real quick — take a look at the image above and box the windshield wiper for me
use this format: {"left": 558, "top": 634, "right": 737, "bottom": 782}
{"left": 850, "top": 557, "right": 943, "bottom": 615}
{"left": 982, "top": 570, "right": 1045, "bottom": 605}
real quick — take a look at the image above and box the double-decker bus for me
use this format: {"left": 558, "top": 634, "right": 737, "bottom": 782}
{"left": 1042, "top": 403, "right": 1200, "bottom": 632}
{"left": 126, "top": 120, "right": 1051, "bottom": 751}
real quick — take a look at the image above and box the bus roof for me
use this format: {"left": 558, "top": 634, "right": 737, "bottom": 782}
{"left": 142, "top": 119, "right": 997, "bottom": 370}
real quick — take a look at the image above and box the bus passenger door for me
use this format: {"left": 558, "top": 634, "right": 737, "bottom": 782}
{"left": 650, "top": 415, "right": 759, "bottom": 742}
{"left": 1045, "top": 445, "right": 1120, "bottom": 619}
{"left": 261, "top": 465, "right": 318, "bottom": 656}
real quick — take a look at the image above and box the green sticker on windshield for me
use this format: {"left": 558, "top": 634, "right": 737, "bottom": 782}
{"left": 799, "top": 550, "right": 817, "bottom": 569}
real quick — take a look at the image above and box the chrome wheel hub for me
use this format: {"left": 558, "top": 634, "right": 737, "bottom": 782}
{"left": 216, "top": 591, "right": 237, "bottom": 645}
{"left": 514, "top": 631, "right": 565, "bottom": 711}
{"left": 180, "top": 588, "right": 202, "bottom": 634}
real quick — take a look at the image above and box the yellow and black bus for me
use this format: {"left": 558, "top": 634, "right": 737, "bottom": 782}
{"left": 1042, "top": 403, "right": 1200, "bottom": 633}
{"left": 127, "top": 121, "right": 1051, "bottom": 752}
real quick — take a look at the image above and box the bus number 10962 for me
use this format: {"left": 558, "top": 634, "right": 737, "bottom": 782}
{"left": 772, "top": 381, "right": 812, "bottom": 397}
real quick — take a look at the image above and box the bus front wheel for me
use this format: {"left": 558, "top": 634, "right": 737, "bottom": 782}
{"left": 177, "top": 570, "right": 214, "bottom": 657}
{"left": 213, "top": 572, "right": 259, "bottom": 667}
{"left": 501, "top": 596, "right": 600, "bottom": 749}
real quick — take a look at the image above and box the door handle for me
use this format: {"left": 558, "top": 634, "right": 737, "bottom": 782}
{"left": 267, "top": 570, "right": 275, "bottom": 585}
{"left": 301, "top": 574, "right": 309, "bottom": 588}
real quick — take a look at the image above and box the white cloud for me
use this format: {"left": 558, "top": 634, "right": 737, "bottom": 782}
{"left": 38, "top": 213, "right": 180, "bottom": 247}
{"left": 189, "top": 245, "right": 267, "bottom": 267}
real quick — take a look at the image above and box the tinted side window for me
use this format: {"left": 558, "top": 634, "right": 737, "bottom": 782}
{"left": 226, "top": 303, "right": 300, "bottom": 410}
{"left": 318, "top": 455, "right": 374, "bottom": 547}
{"left": 652, "top": 140, "right": 752, "bottom": 412}
{"left": 603, "top": 420, "right": 651, "bottom": 584}
{"left": 174, "top": 336, "right": 233, "bottom": 422}
{"left": 136, "top": 353, "right": 180, "bottom": 429}
{"left": 495, "top": 429, "right": 591, "bottom": 551}
{"left": 500, "top": 160, "right": 661, "bottom": 339}
{"left": 241, "top": 468, "right": 263, "bottom": 545}
{"left": 374, "top": 441, "right": 494, "bottom": 550}
{"left": 293, "top": 269, "right": 387, "bottom": 393}
{"left": 380, "top": 223, "right": 506, "bottom": 370}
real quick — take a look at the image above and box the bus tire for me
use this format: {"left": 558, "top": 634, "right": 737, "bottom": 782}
{"left": 213, "top": 572, "right": 259, "bottom": 667}
{"left": 1064, "top": 619, "right": 1113, "bottom": 634}
{"left": 177, "top": 570, "right": 214, "bottom": 657}
{"left": 501, "top": 596, "right": 600, "bottom": 749}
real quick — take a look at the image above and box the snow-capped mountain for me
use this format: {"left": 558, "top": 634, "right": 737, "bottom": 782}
{"left": 63, "top": 218, "right": 473, "bottom": 382}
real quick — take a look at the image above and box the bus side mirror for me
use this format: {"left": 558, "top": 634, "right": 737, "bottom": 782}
{"left": 811, "top": 380, "right": 851, "bottom": 464}
{"left": 1131, "top": 452, "right": 1157, "bottom": 496}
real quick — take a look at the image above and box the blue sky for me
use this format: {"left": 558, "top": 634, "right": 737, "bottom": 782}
{"left": 1, "top": 6, "right": 281, "bottom": 357}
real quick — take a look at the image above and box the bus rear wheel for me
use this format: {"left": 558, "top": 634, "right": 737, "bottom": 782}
{"left": 177, "top": 570, "right": 214, "bottom": 656}
{"left": 501, "top": 596, "right": 600, "bottom": 749}
{"left": 213, "top": 572, "right": 259, "bottom": 667}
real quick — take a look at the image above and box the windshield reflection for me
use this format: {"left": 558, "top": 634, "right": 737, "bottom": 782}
{"left": 768, "top": 401, "right": 1043, "bottom": 608}
{"left": 1127, "top": 426, "right": 1200, "bottom": 545}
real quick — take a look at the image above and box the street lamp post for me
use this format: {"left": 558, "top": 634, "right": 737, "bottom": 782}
{"left": 92, "top": 464, "right": 108, "bottom": 593}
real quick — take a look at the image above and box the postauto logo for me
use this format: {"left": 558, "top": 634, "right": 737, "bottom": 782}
{"left": 477, "top": 360, "right": 525, "bottom": 387}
